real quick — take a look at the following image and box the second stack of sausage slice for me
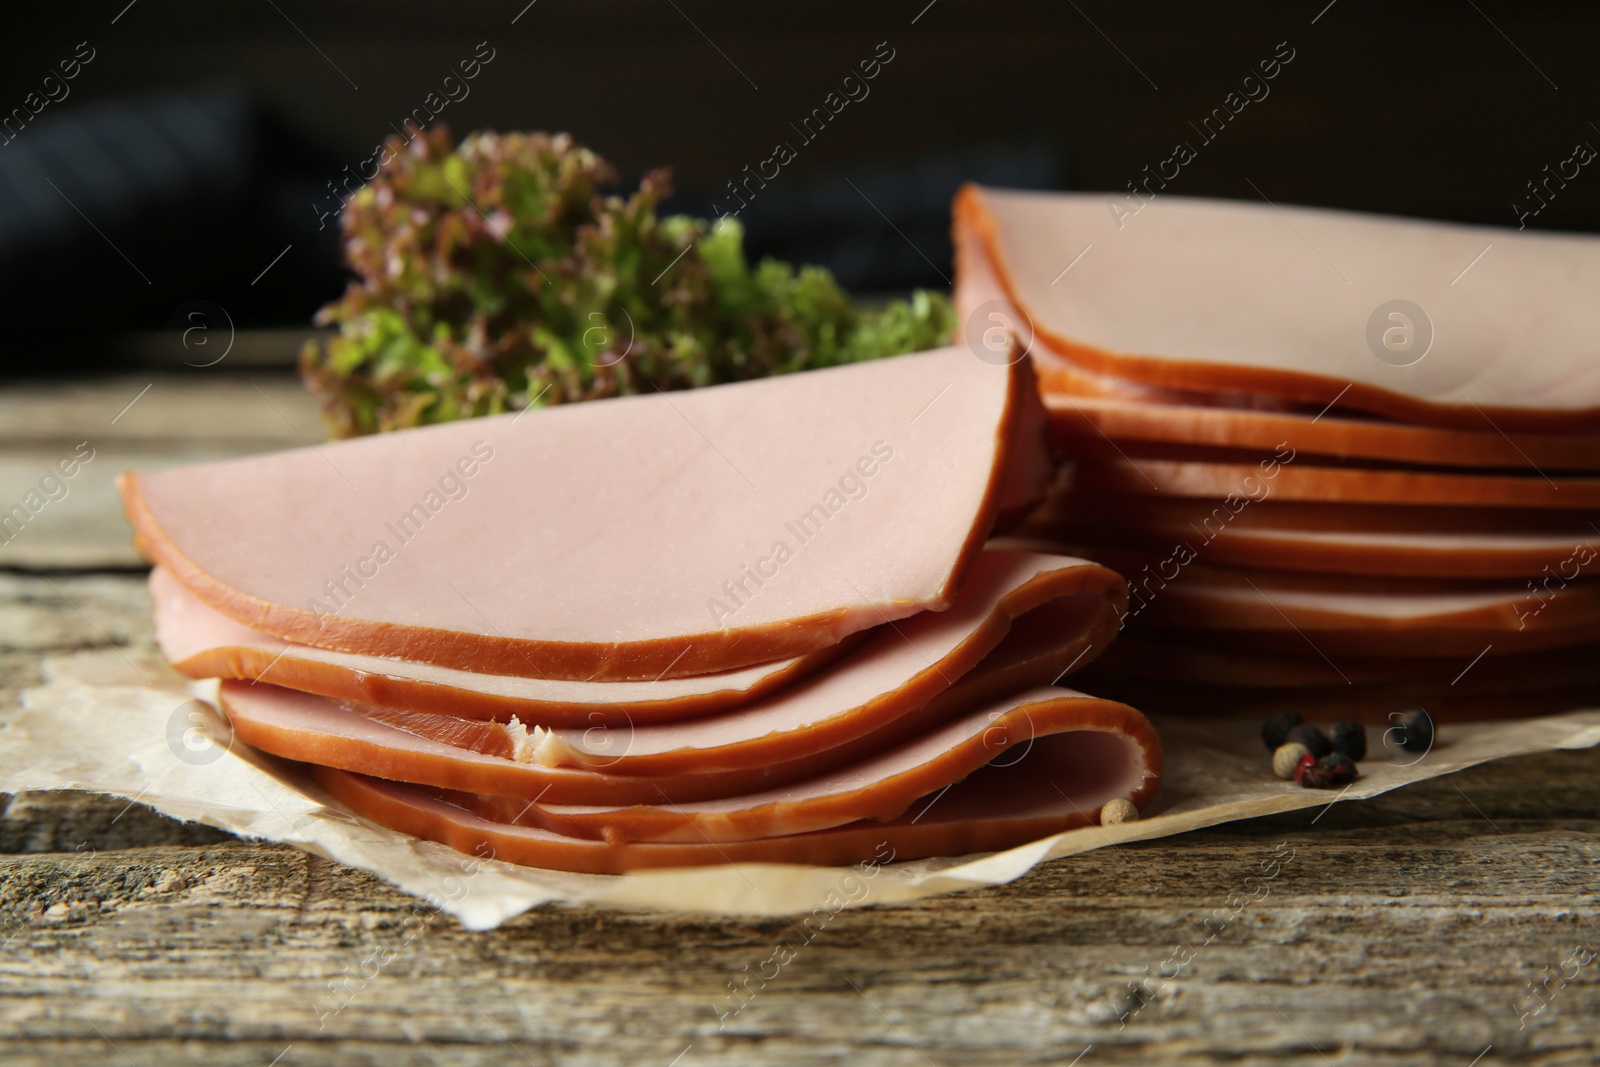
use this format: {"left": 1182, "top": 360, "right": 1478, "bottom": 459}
{"left": 956, "top": 185, "right": 1600, "bottom": 720}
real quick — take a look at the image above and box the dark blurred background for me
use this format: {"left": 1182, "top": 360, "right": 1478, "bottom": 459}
{"left": 2, "top": 0, "right": 1598, "bottom": 376}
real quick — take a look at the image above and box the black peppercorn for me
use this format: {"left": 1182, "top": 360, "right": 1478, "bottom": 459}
{"left": 1321, "top": 752, "right": 1358, "bottom": 785}
{"left": 1330, "top": 720, "right": 1367, "bottom": 762}
{"left": 1262, "top": 711, "right": 1304, "bottom": 753}
{"left": 1393, "top": 708, "right": 1435, "bottom": 754}
{"left": 1284, "top": 722, "right": 1331, "bottom": 758}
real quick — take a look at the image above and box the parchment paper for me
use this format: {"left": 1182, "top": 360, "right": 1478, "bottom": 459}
{"left": 5, "top": 648, "right": 1598, "bottom": 929}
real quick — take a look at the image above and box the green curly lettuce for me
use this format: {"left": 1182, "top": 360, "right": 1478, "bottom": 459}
{"left": 301, "top": 126, "right": 955, "bottom": 437}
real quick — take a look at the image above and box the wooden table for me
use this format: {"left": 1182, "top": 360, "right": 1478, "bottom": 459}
{"left": 4, "top": 374, "right": 1598, "bottom": 1066}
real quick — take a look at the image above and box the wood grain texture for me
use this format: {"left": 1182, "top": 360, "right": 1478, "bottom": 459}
{"left": 0, "top": 375, "right": 320, "bottom": 569}
{"left": 2, "top": 377, "right": 1598, "bottom": 1066}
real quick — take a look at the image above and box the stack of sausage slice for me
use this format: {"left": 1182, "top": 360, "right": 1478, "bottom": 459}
{"left": 957, "top": 186, "right": 1600, "bottom": 720}
{"left": 120, "top": 347, "right": 1161, "bottom": 873}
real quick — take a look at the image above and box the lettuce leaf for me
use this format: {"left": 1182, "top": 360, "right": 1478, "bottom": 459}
{"left": 302, "top": 126, "right": 954, "bottom": 437}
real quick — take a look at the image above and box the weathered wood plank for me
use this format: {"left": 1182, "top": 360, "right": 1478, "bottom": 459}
{"left": 0, "top": 375, "right": 321, "bottom": 451}
{"left": 1, "top": 766, "right": 1597, "bottom": 1067}
{"left": 0, "top": 375, "right": 319, "bottom": 569}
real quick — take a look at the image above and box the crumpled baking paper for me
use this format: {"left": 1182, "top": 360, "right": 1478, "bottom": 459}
{"left": 4, "top": 649, "right": 1599, "bottom": 929}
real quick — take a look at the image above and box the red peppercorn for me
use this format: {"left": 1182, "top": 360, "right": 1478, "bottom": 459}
{"left": 1296, "top": 752, "right": 1359, "bottom": 789}
{"left": 1303, "top": 764, "right": 1335, "bottom": 788}
{"left": 1292, "top": 752, "right": 1322, "bottom": 787}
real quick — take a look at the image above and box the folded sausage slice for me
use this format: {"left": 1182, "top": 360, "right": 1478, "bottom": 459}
{"left": 954, "top": 199, "right": 1318, "bottom": 415}
{"left": 1045, "top": 394, "right": 1600, "bottom": 473}
{"left": 1120, "top": 560, "right": 1600, "bottom": 656}
{"left": 309, "top": 688, "right": 1162, "bottom": 874}
{"left": 1088, "top": 675, "right": 1600, "bottom": 723}
{"left": 1029, "top": 491, "right": 1599, "bottom": 537}
{"left": 1031, "top": 519, "right": 1597, "bottom": 579}
{"left": 958, "top": 184, "right": 1600, "bottom": 430}
{"left": 221, "top": 596, "right": 1121, "bottom": 805}
{"left": 151, "top": 567, "right": 859, "bottom": 726}
{"left": 179, "top": 549, "right": 1121, "bottom": 739}
{"left": 462, "top": 688, "right": 1157, "bottom": 844}
{"left": 473, "top": 551, "right": 1124, "bottom": 775}
{"left": 218, "top": 552, "right": 1127, "bottom": 797}
{"left": 1086, "top": 636, "right": 1600, "bottom": 690}
{"left": 1072, "top": 458, "right": 1600, "bottom": 509}
{"left": 121, "top": 346, "right": 1046, "bottom": 681}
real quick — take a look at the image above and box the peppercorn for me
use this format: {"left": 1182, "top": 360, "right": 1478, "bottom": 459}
{"left": 1262, "top": 711, "right": 1304, "bottom": 753}
{"left": 1101, "top": 798, "right": 1140, "bottom": 826}
{"left": 1393, "top": 708, "right": 1435, "bottom": 754}
{"left": 1294, "top": 757, "right": 1335, "bottom": 788}
{"left": 1321, "top": 752, "right": 1358, "bottom": 785}
{"left": 1285, "top": 722, "right": 1331, "bottom": 758}
{"left": 1272, "top": 742, "right": 1311, "bottom": 779}
{"left": 1330, "top": 720, "right": 1367, "bottom": 761}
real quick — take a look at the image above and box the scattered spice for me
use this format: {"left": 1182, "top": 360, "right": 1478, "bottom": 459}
{"left": 1392, "top": 708, "right": 1435, "bottom": 754}
{"left": 1261, "top": 711, "right": 1304, "bottom": 752}
{"left": 1272, "top": 742, "right": 1311, "bottom": 779}
{"left": 1330, "top": 720, "right": 1367, "bottom": 761}
{"left": 1265, "top": 714, "right": 1368, "bottom": 790}
{"left": 1292, "top": 753, "right": 1330, "bottom": 788}
{"left": 1321, "top": 752, "right": 1358, "bottom": 786}
{"left": 1101, "top": 798, "right": 1140, "bottom": 826}
{"left": 1284, "top": 722, "right": 1332, "bottom": 759}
